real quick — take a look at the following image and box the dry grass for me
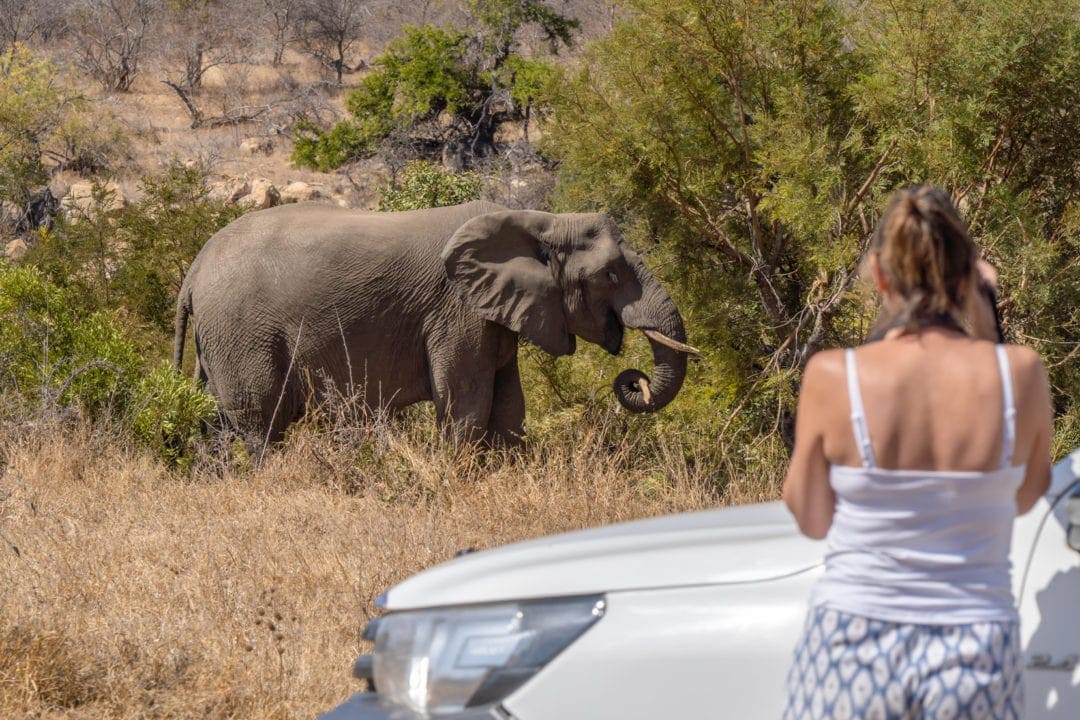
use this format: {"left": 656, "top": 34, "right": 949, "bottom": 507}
{"left": 0, "top": 411, "right": 774, "bottom": 719}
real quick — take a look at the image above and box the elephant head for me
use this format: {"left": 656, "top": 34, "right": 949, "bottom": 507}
{"left": 441, "top": 210, "right": 699, "bottom": 413}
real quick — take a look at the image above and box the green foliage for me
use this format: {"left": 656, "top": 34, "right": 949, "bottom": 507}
{"left": 379, "top": 25, "right": 472, "bottom": 118}
{"left": 292, "top": 3, "right": 574, "bottom": 170}
{"left": 378, "top": 161, "right": 482, "bottom": 211}
{"left": 503, "top": 56, "right": 556, "bottom": 106}
{"left": 34, "top": 180, "right": 126, "bottom": 308}
{"left": 132, "top": 361, "right": 218, "bottom": 469}
{"left": 0, "top": 45, "right": 63, "bottom": 204}
{"left": 33, "top": 163, "right": 242, "bottom": 332}
{"left": 115, "top": 163, "right": 243, "bottom": 331}
{"left": 0, "top": 45, "right": 128, "bottom": 206}
{"left": 467, "top": 0, "right": 579, "bottom": 57}
{"left": 0, "top": 265, "right": 222, "bottom": 467}
{"left": 546, "top": 0, "right": 1079, "bottom": 454}
{"left": 13, "top": 163, "right": 243, "bottom": 463}
{"left": 0, "top": 264, "right": 141, "bottom": 415}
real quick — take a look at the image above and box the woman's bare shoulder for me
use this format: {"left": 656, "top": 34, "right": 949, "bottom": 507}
{"left": 1003, "top": 343, "right": 1050, "bottom": 392}
{"left": 1003, "top": 343, "right": 1045, "bottom": 367}
{"left": 1003, "top": 343, "right": 1048, "bottom": 379}
{"left": 804, "top": 347, "right": 846, "bottom": 380}
{"left": 799, "top": 348, "right": 848, "bottom": 410}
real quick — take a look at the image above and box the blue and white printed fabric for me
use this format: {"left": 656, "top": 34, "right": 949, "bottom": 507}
{"left": 783, "top": 606, "right": 1024, "bottom": 720}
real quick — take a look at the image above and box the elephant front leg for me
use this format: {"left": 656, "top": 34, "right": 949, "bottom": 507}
{"left": 487, "top": 356, "right": 525, "bottom": 448}
{"left": 430, "top": 364, "right": 495, "bottom": 447}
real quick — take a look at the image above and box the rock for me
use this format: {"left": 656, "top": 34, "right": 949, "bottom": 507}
{"left": 241, "top": 178, "right": 280, "bottom": 209}
{"left": 208, "top": 177, "right": 251, "bottom": 204}
{"left": 62, "top": 180, "right": 126, "bottom": 219}
{"left": 1, "top": 200, "right": 21, "bottom": 229}
{"left": 279, "top": 181, "right": 323, "bottom": 204}
{"left": 49, "top": 178, "right": 72, "bottom": 203}
{"left": 240, "top": 137, "right": 274, "bottom": 155}
{"left": 5, "top": 238, "right": 28, "bottom": 261}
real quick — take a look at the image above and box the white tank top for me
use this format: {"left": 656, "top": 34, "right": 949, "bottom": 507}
{"left": 810, "top": 345, "right": 1025, "bottom": 624}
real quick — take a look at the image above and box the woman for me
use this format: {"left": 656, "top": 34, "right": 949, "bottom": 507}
{"left": 782, "top": 186, "right": 1052, "bottom": 719}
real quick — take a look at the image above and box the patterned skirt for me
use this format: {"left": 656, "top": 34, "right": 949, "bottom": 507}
{"left": 782, "top": 605, "right": 1024, "bottom": 720}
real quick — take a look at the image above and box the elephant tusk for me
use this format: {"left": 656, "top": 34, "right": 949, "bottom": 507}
{"left": 638, "top": 377, "right": 652, "bottom": 405}
{"left": 642, "top": 329, "right": 703, "bottom": 360}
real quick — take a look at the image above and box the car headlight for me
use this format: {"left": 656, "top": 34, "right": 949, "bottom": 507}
{"left": 372, "top": 595, "right": 605, "bottom": 716}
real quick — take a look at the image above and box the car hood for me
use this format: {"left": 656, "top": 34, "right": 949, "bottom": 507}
{"left": 382, "top": 501, "right": 826, "bottom": 610}
{"left": 381, "top": 449, "right": 1080, "bottom": 612}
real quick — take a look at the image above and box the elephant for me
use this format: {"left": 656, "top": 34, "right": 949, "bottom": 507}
{"left": 173, "top": 200, "right": 699, "bottom": 454}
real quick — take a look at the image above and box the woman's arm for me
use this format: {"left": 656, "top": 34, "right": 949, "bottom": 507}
{"left": 782, "top": 353, "right": 837, "bottom": 539}
{"left": 1013, "top": 347, "right": 1053, "bottom": 515}
{"left": 965, "top": 259, "right": 1003, "bottom": 342}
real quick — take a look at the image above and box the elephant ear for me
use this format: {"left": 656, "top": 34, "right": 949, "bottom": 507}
{"left": 441, "top": 210, "right": 573, "bottom": 356}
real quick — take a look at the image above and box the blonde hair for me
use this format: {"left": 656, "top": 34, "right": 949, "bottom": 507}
{"left": 869, "top": 186, "right": 978, "bottom": 336}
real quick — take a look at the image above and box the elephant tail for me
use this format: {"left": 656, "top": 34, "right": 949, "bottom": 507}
{"left": 174, "top": 281, "right": 192, "bottom": 371}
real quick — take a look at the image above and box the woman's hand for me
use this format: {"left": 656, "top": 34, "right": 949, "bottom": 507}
{"left": 966, "top": 259, "right": 1003, "bottom": 342}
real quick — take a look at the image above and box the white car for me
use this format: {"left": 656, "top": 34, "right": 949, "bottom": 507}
{"left": 321, "top": 450, "right": 1080, "bottom": 720}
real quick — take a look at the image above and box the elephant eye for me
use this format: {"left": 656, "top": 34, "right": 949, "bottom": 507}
{"left": 607, "top": 271, "right": 619, "bottom": 285}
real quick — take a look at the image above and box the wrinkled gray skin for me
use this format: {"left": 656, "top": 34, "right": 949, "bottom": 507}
{"left": 174, "top": 201, "right": 692, "bottom": 454}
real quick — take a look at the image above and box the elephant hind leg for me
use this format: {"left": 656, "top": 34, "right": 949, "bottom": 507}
{"left": 211, "top": 366, "right": 304, "bottom": 462}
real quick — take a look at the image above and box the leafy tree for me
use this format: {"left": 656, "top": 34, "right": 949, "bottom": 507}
{"left": 0, "top": 44, "right": 59, "bottom": 207}
{"left": 468, "top": 0, "right": 579, "bottom": 63}
{"left": 0, "top": 45, "right": 128, "bottom": 218}
{"left": 546, "top": 0, "right": 1079, "bottom": 450}
{"left": 378, "top": 160, "right": 482, "bottom": 211}
{"left": 115, "top": 163, "right": 243, "bottom": 331}
{"left": 36, "top": 180, "right": 126, "bottom": 307}
{"left": 291, "top": 1, "right": 578, "bottom": 170}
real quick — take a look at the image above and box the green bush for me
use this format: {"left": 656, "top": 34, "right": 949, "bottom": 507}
{"left": 379, "top": 161, "right": 482, "bottom": 211}
{"left": 546, "top": 0, "right": 1080, "bottom": 459}
{"left": 33, "top": 163, "right": 242, "bottom": 332}
{"left": 115, "top": 163, "right": 243, "bottom": 332}
{"left": 132, "top": 362, "right": 218, "bottom": 469}
{"left": 0, "top": 264, "right": 141, "bottom": 415}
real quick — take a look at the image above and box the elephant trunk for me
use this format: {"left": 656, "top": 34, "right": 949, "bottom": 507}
{"left": 613, "top": 267, "right": 695, "bottom": 413}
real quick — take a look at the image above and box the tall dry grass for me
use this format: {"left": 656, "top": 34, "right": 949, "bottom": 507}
{"left": 0, "top": 408, "right": 783, "bottom": 719}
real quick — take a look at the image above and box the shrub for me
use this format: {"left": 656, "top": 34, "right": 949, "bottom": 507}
{"left": 378, "top": 161, "right": 482, "bottom": 211}
{"left": 0, "top": 264, "right": 141, "bottom": 416}
{"left": 132, "top": 362, "right": 218, "bottom": 469}
{"left": 33, "top": 163, "right": 242, "bottom": 333}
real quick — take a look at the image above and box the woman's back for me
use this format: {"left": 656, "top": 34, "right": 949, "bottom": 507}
{"left": 815, "top": 330, "right": 1046, "bottom": 476}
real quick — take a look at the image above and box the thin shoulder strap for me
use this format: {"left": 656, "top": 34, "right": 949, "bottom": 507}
{"left": 995, "top": 344, "right": 1017, "bottom": 468}
{"left": 845, "top": 348, "right": 877, "bottom": 469}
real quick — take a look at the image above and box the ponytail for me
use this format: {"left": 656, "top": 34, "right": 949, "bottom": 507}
{"left": 868, "top": 186, "right": 978, "bottom": 338}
